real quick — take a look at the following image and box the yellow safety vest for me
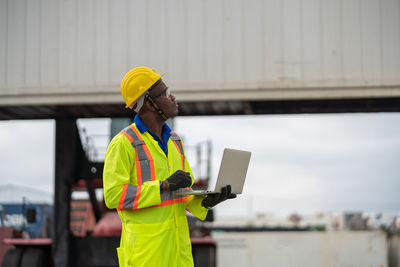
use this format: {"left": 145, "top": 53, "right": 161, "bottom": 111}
{"left": 103, "top": 123, "right": 209, "bottom": 267}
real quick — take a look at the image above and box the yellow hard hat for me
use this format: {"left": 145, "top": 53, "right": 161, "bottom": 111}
{"left": 120, "top": 67, "right": 165, "bottom": 108}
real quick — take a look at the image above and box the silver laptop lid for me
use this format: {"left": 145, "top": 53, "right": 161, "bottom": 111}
{"left": 214, "top": 148, "right": 251, "bottom": 194}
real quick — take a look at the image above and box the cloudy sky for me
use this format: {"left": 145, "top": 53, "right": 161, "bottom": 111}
{"left": 1, "top": 112, "right": 400, "bottom": 219}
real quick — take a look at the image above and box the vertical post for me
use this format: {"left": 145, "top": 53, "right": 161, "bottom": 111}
{"left": 206, "top": 139, "right": 212, "bottom": 180}
{"left": 86, "top": 178, "right": 102, "bottom": 222}
{"left": 53, "top": 119, "right": 80, "bottom": 267}
{"left": 196, "top": 144, "right": 201, "bottom": 178}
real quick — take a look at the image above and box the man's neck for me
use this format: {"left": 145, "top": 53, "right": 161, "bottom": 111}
{"left": 139, "top": 113, "right": 164, "bottom": 141}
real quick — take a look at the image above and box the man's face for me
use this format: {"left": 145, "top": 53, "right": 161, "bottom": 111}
{"left": 148, "top": 79, "right": 179, "bottom": 118}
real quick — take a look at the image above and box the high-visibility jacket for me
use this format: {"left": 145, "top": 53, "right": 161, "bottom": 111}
{"left": 103, "top": 123, "right": 209, "bottom": 267}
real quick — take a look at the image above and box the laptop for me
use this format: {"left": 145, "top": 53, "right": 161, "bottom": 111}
{"left": 176, "top": 148, "right": 251, "bottom": 196}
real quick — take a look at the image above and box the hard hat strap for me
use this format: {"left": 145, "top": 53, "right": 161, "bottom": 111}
{"left": 145, "top": 93, "right": 168, "bottom": 121}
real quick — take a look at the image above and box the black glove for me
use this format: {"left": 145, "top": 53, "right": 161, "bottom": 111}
{"left": 165, "top": 170, "right": 192, "bottom": 191}
{"left": 201, "top": 185, "right": 237, "bottom": 209}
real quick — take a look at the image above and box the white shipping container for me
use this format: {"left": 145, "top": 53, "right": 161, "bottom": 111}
{"left": 213, "top": 231, "right": 388, "bottom": 267}
{"left": 0, "top": 0, "right": 400, "bottom": 106}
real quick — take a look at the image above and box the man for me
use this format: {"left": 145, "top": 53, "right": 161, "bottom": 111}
{"left": 103, "top": 67, "right": 236, "bottom": 267}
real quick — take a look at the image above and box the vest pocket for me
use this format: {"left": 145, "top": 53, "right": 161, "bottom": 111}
{"left": 125, "top": 231, "right": 138, "bottom": 266}
{"left": 127, "top": 227, "right": 175, "bottom": 266}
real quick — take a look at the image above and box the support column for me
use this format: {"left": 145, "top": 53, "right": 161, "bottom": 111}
{"left": 53, "top": 119, "right": 81, "bottom": 267}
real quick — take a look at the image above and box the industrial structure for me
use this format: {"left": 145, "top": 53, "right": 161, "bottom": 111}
{"left": 1, "top": 0, "right": 400, "bottom": 119}
{"left": 1, "top": 0, "right": 400, "bottom": 266}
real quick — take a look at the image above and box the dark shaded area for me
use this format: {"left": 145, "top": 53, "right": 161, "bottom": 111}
{"left": 2, "top": 247, "right": 53, "bottom": 267}
{"left": 1, "top": 98, "right": 400, "bottom": 120}
{"left": 69, "top": 236, "right": 216, "bottom": 267}
{"left": 54, "top": 120, "right": 104, "bottom": 267}
{"left": 70, "top": 236, "right": 120, "bottom": 267}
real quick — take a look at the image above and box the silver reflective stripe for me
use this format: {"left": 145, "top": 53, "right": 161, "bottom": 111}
{"left": 121, "top": 125, "right": 153, "bottom": 182}
{"left": 161, "top": 191, "right": 173, "bottom": 201}
{"left": 123, "top": 185, "right": 137, "bottom": 209}
{"left": 175, "top": 188, "right": 193, "bottom": 194}
{"left": 171, "top": 133, "right": 185, "bottom": 166}
{"left": 160, "top": 188, "right": 192, "bottom": 201}
{"left": 125, "top": 127, "right": 146, "bottom": 147}
{"left": 138, "top": 159, "right": 152, "bottom": 183}
{"left": 172, "top": 188, "right": 191, "bottom": 200}
{"left": 174, "top": 141, "right": 184, "bottom": 160}
{"left": 135, "top": 144, "right": 149, "bottom": 162}
{"left": 171, "top": 133, "right": 180, "bottom": 141}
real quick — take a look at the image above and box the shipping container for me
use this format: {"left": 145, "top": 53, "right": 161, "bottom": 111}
{"left": 0, "top": 204, "right": 53, "bottom": 238}
{"left": 0, "top": 0, "right": 399, "bottom": 107}
{"left": 213, "top": 231, "right": 388, "bottom": 267}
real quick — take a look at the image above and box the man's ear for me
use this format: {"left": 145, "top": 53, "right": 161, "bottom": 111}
{"left": 143, "top": 100, "right": 155, "bottom": 112}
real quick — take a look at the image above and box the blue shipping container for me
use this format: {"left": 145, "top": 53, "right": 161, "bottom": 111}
{"left": 0, "top": 203, "right": 53, "bottom": 238}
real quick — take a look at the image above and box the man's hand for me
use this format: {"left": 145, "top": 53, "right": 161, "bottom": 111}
{"left": 201, "top": 185, "right": 237, "bottom": 209}
{"left": 164, "top": 170, "right": 192, "bottom": 191}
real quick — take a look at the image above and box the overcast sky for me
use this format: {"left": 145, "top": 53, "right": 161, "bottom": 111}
{"left": 1, "top": 112, "right": 400, "bottom": 219}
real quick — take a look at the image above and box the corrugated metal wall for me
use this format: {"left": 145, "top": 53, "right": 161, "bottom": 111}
{"left": 1, "top": 0, "right": 399, "bottom": 95}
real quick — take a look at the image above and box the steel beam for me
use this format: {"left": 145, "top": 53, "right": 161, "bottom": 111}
{"left": 1, "top": 97, "right": 400, "bottom": 120}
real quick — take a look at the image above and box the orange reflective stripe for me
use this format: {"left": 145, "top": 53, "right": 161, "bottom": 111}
{"left": 128, "top": 125, "right": 143, "bottom": 141}
{"left": 121, "top": 129, "right": 144, "bottom": 184}
{"left": 158, "top": 199, "right": 174, "bottom": 207}
{"left": 145, "top": 195, "right": 189, "bottom": 209}
{"left": 118, "top": 125, "right": 190, "bottom": 210}
{"left": 142, "top": 145, "right": 155, "bottom": 181}
{"left": 118, "top": 184, "right": 129, "bottom": 211}
{"left": 135, "top": 149, "right": 143, "bottom": 186}
{"left": 171, "top": 133, "right": 185, "bottom": 170}
{"left": 121, "top": 125, "right": 156, "bottom": 184}
{"left": 120, "top": 131, "right": 134, "bottom": 143}
{"left": 174, "top": 195, "right": 190, "bottom": 203}
{"left": 130, "top": 126, "right": 156, "bottom": 182}
{"left": 132, "top": 185, "right": 141, "bottom": 209}
{"left": 172, "top": 141, "right": 184, "bottom": 170}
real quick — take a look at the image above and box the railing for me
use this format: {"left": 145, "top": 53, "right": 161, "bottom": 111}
{"left": 79, "top": 128, "right": 108, "bottom": 163}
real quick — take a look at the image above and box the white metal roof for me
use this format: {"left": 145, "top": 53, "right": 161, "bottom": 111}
{"left": 0, "top": 184, "right": 53, "bottom": 204}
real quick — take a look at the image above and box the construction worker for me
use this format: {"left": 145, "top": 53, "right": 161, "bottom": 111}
{"left": 103, "top": 67, "right": 236, "bottom": 267}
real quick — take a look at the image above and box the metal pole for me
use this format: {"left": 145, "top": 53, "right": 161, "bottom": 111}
{"left": 206, "top": 139, "right": 212, "bottom": 181}
{"left": 196, "top": 144, "right": 201, "bottom": 178}
{"left": 54, "top": 119, "right": 79, "bottom": 267}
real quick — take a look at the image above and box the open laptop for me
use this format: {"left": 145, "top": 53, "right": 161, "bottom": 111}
{"left": 176, "top": 148, "right": 251, "bottom": 196}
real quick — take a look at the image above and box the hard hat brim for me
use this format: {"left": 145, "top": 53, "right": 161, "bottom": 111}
{"left": 124, "top": 71, "right": 167, "bottom": 109}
